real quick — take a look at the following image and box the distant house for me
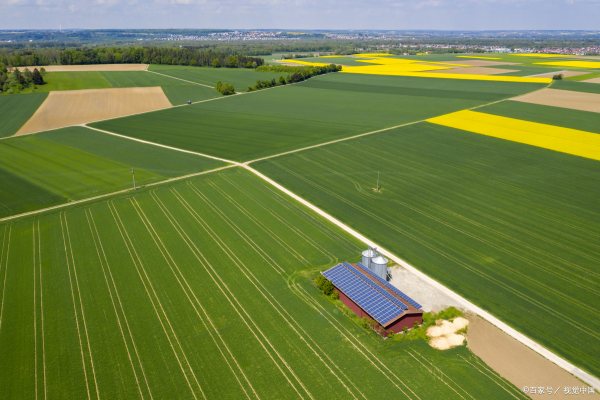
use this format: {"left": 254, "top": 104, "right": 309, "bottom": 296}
{"left": 323, "top": 262, "right": 423, "bottom": 336}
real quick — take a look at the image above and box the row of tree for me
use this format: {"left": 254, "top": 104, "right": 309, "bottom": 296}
{"left": 0, "top": 47, "right": 265, "bottom": 69}
{"left": 247, "top": 64, "right": 341, "bottom": 91}
{"left": 0, "top": 65, "right": 45, "bottom": 94}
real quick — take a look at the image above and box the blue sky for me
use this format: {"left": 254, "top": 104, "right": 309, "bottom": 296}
{"left": 1, "top": 0, "right": 599, "bottom": 30}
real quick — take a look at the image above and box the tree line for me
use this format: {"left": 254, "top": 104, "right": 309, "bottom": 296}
{"left": 0, "top": 47, "right": 265, "bottom": 69}
{"left": 247, "top": 64, "right": 341, "bottom": 92}
{"left": 0, "top": 65, "right": 45, "bottom": 94}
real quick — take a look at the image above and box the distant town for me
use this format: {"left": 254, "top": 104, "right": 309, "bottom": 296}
{"left": 1, "top": 29, "right": 599, "bottom": 55}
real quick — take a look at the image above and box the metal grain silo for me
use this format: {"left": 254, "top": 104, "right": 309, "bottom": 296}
{"left": 370, "top": 255, "right": 388, "bottom": 280}
{"left": 361, "top": 248, "right": 377, "bottom": 269}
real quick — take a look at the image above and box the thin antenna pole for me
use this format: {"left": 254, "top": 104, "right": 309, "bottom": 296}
{"left": 376, "top": 171, "right": 380, "bottom": 191}
{"left": 131, "top": 168, "right": 136, "bottom": 190}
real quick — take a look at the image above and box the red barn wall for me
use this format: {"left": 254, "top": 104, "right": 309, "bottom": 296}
{"left": 338, "top": 291, "right": 370, "bottom": 319}
{"left": 336, "top": 288, "right": 423, "bottom": 336}
{"left": 386, "top": 314, "right": 423, "bottom": 334}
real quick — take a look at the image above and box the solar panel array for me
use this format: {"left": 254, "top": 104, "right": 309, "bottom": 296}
{"left": 344, "top": 263, "right": 411, "bottom": 312}
{"left": 323, "top": 263, "right": 407, "bottom": 326}
{"left": 354, "top": 262, "right": 422, "bottom": 309}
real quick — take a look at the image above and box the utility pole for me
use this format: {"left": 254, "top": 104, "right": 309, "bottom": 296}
{"left": 376, "top": 171, "right": 381, "bottom": 192}
{"left": 131, "top": 168, "right": 136, "bottom": 190}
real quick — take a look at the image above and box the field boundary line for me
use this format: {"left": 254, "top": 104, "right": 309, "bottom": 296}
{"left": 242, "top": 164, "right": 600, "bottom": 390}
{"left": 83, "top": 125, "right": 237, "bottom": 164}
{"left": 59, "top": 213, "right": 93, "bottom": 400}
{"left": 129, "top": 196, "right": 259, "bottom": 400}
{"left": 186, "top": 183, "right": 367, "bottom": 400}
{"left": 107, "top": 201, "right": 205, "bottom": 400}
{"left": 243, "top": 85, "right": 551, "bottom": 165}
{"left": 145, "top": 70, "right": 215, "bottom": 89}
{"left": 84, "top": 209, "right": 149, "bottom": 400}
{"left": 152, "top": 190, "right": 308, "bottom": 400}
{"left": 0, "top": 164, "right": 236, "bottom": 223}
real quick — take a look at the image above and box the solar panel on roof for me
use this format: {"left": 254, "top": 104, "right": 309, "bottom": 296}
{"left": 344, "top": 263, "right": 409, "bottom": 311}
{"left": 323, "top": 263, "right": 407, "bottom": 326}
{"left": 354, "top": 262, "right": 422, "bottom": 309}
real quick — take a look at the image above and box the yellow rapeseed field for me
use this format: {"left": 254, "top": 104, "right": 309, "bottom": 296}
{"left": 279, "top": 59, "right": 332, "bottom": 67}
{"left": 535, "top": 60, "right": 600, "bottom": 69}
{"left": 427, "top": 110, "right": 600, "bottom": 161}
{"left": 512, "top": 53, "right": 571, "bottom": 58}
{"left": 341, "top": 68, "right": 551, "bottom": 83}
{"left": 279, "top": 56, "right": 552, "bottom": 83}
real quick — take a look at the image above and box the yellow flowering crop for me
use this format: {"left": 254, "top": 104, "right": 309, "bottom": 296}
{"left": 278, "top": 59, "right": 332, "bottom": 67}
{"left": 512, "top": 53, "right": 571, "bottom": 58}
{"left": 535, "top": 61, "right": 600, "bottom": 69}
{"left": 341, "top": 68, "right": 551, "bottom": 83}
{"left": 427, "top": 110, "right": 600, "bottom": 161}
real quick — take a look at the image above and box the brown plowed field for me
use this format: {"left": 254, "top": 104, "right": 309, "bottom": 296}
{"left": 444, "top": 60, "right": 520, "bottom": 67}
{"left": 511, "top": 88, "right": 600, "bottom": 113}
{"left": 17, "top": 87, "right": 171, "bottom": 135}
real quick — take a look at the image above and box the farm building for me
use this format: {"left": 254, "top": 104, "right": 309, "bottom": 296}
{"left": 323, "top": 262, "right": 423, "bottom": 336}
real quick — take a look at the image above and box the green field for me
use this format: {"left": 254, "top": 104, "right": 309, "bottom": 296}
{"left": 92, "top": 73, "right": 543, "bottom": 161}
{"left": 149, "top": 64, "right": 290, "bottom": 91}
{"left": 0, "top": 168, "right": 527, "bottom": 399}
{"left": 23, "top": 71, "right": 219, "bottom": 105}
{"left": 0, "top": 126, "right": 224, "bottom": 217}
{"left": 255, "top": 123, "right": 600, "bottom": 376}
{"left": 479, "top": 100, "right": 600, "bottom": 133}
{"left": 550, "top": 80, "right": 600, "bottom": 94}
{"left": 0, "top": 93, "right": 47, "bottom": 137}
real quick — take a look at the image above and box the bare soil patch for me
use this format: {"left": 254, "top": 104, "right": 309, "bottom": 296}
{"left": 17, "top": 87, "right": 171, "bottom": 135}
{"left": 528, "top": 70, "right": 589, "bottom": 78}
{"left": 14, "top": 64, "right": 148, "bottom": 72}
{"left": 512, "top": 88, "right": 600, "bottom": 113}
{"left": 443, "top": 60, "right": 520, "bottom": 67}
{"left": 583, "top": 77, "right": 600, "bottom": 84}
{"left": 467, "top": 315, "right": 597, "bottom": 399}
{"left": 427, "top": 317, "right": 469, "bottom": 350}
{"left": 431, "top": 66, "right": 518, "bottom": 75}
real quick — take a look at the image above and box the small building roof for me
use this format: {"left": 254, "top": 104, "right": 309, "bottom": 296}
{"left": 371, "top": 255, "right": 388, "bottom": 264}
{"left": 322, "top": 262, "right": 422, "bottom": 327}
{"left": 362, "top": 248, "right": 376, "bottom": 257}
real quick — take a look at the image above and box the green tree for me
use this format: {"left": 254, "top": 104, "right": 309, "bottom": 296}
{"left": 22, "top": 68, "right": 33, "bottom": 85}
{"left": 32, "top": 68, "right": 44, "bottom": 85}
{"left": 215, "top": 81, "right": 235, "bottom": 96}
